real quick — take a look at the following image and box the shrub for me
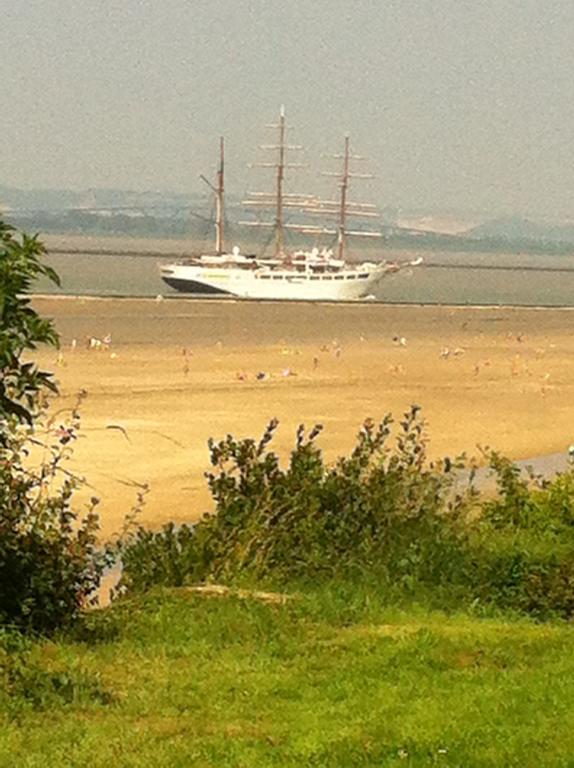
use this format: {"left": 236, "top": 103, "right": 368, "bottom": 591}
{"left": 0, "top": 219, "right": 113, "bottom": 634}
{"left": 482, "top": 451, "right": 574, "bottom": 536}
{"left": 0, "top": 397, "right": 113, "bottom": 633}
{"left": 468, "top": 545, "right": 574, "bottom": 620}
{"left": 118, "top": 522, "right": 199, "bottom": 594}
{"left": 0, "top": 220, "right": 59, "bottom": 429}
{"left": 118, "top": 413, "right": 574, "bottom": 621}
{"left": 201, "top": 407, "right": 472, "bottom": 582}
{"left": 467, "top": 453, "right": 574, "bottom": 619}
{"left": 119, "top": 407, "right": 474, "bottom": 593}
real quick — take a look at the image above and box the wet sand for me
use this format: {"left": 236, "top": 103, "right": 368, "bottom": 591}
{"left": 32, "top": 297, "right": 574, "bottom": 537}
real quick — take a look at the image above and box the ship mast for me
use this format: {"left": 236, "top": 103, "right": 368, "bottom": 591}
{"left": 275, "top": 106, "right": 286, "bottom": 256}
{"left": 215, "top": 137, "right": 225, "bottom": 255}
{"left": 200, "top": 137, "right": 226, "bottom": 256}
{"left": 304, "top": 137, "right": 380, "bottom": 258}
{"left": 241, "top": 107, "right": 313, "bottom": 258}
{"left": 338, "top": 136, "right": 350, "bottom": 261}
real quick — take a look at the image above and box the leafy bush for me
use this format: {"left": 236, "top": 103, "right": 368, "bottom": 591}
{"left": 119, "top": 412, "right": 574, "bottom": 621}
{"left": 0, "top": 397, "right": 113, "bottom": 633}
{"left": 466, "top": 452, "right": 574, "bottom": 619}
{"left": 482, "top": 451, "right": 574, "bottom": 536}
{"left": 118, "top": 522, "right": 199, "bottom": 594}
{"left": 201, "top": 407, "right": 472, "bottom": 582}
{"left": 119, "top": 407, "right": 474, "bottom": 593}
{"left": 0, "top": 219, "right": 113, "bottom": 634}
{"left": 0, "top": 220, "right": 60, "bottom": 428}
{"left": 467, "top": 543, "right": 574, "bottom": 620}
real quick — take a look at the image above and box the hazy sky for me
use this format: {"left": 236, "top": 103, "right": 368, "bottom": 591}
{"left": 3, "top": 0, "right": 574, "bottom": 216}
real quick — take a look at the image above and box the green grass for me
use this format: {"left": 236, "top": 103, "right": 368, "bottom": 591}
{"left": 2, "top": 587, "right": 574, "bottom": 767}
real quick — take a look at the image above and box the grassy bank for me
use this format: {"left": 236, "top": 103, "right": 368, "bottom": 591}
{"left": 2, "top": 587, "right": 573, "bottom": 767}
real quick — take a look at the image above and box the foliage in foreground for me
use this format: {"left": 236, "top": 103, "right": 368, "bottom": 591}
{"left": 0, "top": 220, "right": 59, "bottom": 427}
{"left": 120, "top": 407, "right": 472, "bottom": 591}
{"left": 0, "top": 219, "right": 111, "bottom": 634}
{"left": 470, "top": 452, "right": 574, "bottom": 618}
{"left": 0, "top": 397, "right": 113, "bottom": 634}
{"left": 120, "top": 410, "right": 574, "bottom": 620}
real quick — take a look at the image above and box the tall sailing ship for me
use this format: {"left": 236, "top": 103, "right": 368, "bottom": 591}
{"left": 159, "top": 109, "right": 421, "bottom": 300}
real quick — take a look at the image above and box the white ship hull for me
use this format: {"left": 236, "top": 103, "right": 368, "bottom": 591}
{"left": 160, "top": 262, "right": 387, "bottom": 301}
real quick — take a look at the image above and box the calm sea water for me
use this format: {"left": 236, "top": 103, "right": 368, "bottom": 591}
{"left": 35, "top": 248, "right": 574, "bottom": 306}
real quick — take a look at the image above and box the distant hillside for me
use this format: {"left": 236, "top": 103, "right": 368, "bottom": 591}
{"left": 4, "top": 184, "right": 574, "bottom": 256}
{"left": 0, "top": 184, "right": 206, "bottom": 215}
{"left": 468, "top": 216, "right": 574, "bottom": 245}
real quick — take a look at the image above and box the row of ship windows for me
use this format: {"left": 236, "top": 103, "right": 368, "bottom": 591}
{"left": 257, "top": 273, "right": 369, "bottom": 281}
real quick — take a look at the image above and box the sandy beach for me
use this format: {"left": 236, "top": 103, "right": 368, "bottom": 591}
{"left": 31, "top": 296, "right": 574, "bottom": 537}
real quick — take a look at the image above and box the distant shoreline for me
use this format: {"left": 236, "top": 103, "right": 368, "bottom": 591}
{"left": 45, "top": 247, "right": 574, "bottom": 274}
{"left": 30, "top": 292, "right": 574, "bottom": 311}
